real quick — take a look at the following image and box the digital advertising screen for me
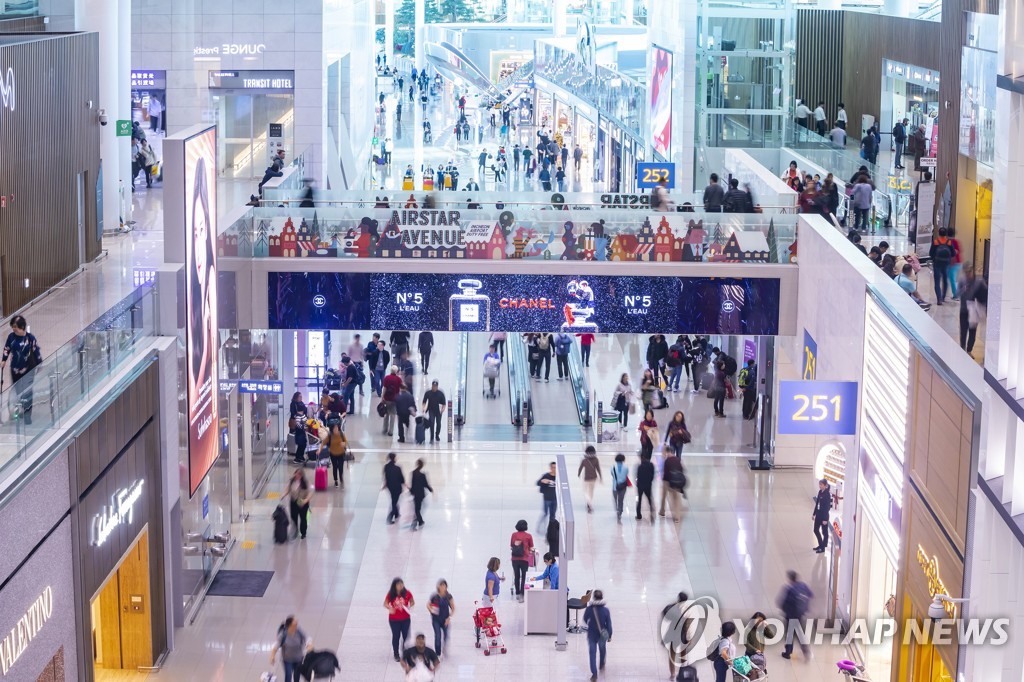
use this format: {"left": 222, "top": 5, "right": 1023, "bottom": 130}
{"left": 184, "top": 127, "right": 219, "bottom": 498}
{"left": 268, "top": 272, "right": 780, "bottom": 336}
{"left": 650, "top": 46, "right": 673, "bottom": 161}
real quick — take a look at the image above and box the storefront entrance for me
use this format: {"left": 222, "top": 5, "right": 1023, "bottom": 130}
{"left": 90, "top": 528, "right": 153, "bottom": 680}
{"left": 208, "top": 70, "right": 296, "bottom": 179}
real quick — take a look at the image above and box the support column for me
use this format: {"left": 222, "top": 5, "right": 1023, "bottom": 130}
{"left": 384, "top": 0, "right": 395, "bottom": 68}
{"left": 76, "top": 0, "right": 130, "bottom": 233}
{"left": 415, "top": 0, "right": 425, "bottom": 71}
{"left": 553, "top": 0, "right": 568, "bottom": 37}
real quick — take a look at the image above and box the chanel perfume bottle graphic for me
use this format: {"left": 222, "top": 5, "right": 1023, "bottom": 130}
{"left": 561, "top": 279, "right": 598, "bottom": 332}
{"left": 449, "top": 278, "right": 491, "bottom": 331}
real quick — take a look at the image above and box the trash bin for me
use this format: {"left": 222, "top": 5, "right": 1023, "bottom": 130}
{"left": 601, "top": 411, "right": 619, "bottom": 441}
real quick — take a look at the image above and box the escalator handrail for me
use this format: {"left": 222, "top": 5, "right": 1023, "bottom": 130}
{"left": 507, "top": 335, "right": 533, "bottom": 426}
{"left": 566, "top": 342, "right": 591, "bottom": 426}
{"left": 455, "top": 332, "right": 469, "bottom": 426}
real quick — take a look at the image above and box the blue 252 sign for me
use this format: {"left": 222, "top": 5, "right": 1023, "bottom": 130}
{"left": 777, "top": 380, "right": 858, "bottom": 435}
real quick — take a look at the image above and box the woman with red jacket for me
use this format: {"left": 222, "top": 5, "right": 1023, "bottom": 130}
{"left": 509, "top": 520, "right": 535, "bottom": 602}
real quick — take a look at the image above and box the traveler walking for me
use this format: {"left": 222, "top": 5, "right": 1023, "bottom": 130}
{"left": 664, "top": 410, "right": 690, "bottom": 458}
{"left": 576, "top": 332, "right": 594, "bottom": 366}
{"left": 427, "top": 580, "right": 455, "bottom": 657}
{"left": 661, "top": 451, "right": 686, "bottom": 522}
{"left": 582, "top": 590, "right": 613, "bottom": 681}
{"left": 947, "top": 228, "right": 963, "bottom": 299}
{"left": 384, "top": 578, "right": 415, "bottom": 661}
{"left": 383, "top": 452, "right": 405, "bottom": 525}
{"left": 537, "top": 461, "right": 558, "bottom": 524}
{"left": 635, "top": 451, "right": 655, "bottom": 520}
{"left": 958, "top": 262, "right": 987, "bottom": 353}
{"left": 138, "top": 139, "right": 158, "bottom": 188}
{"left": 284, "top": 469, "right": 312, "bottom": 540}
{"left": 401, "top": 634, "right": 440, "bottom": 677}
{"left": 861, "top": 127, "right": 879, "bottom": 165}
{"left": 778, "top": 571, "right": 813, "bottom": 660}
{"left": 288, "top": 392, "right": 309, "bottom": 464}
{"left": 611, "top": 373, "right": 633, "bottom": 427}
{"left": 513, "top": 144, "right": 521, "bottom": 172}
{"left": 269, "top": 616, "right": 310, "bottom": 682}
{"left": 553, "top": 332, "right": 572, "bottom": 380}
{"left": 912, "top": 124, "right": 927, "bottom": 171}
{"left": 666, "top": 336, "right": 686, "bottom": 391}
{"left": 711, "top": 360, "right": 727, "bottom": 417}
{"left": 930, "top": 227, "right": 955, "bottom": 304}
{"left": 535, "top": 332, "right": 553, "bottom": 381}
{"left": 646, "top": 334, "right": 668, "bottom": 384}
{"left": 794, "top": 98, "right": 811, "bottom": 133}
{"left": 2, "top": 315, "right": 41, "bottom": 425}
{"left": 640, "top": 369, "right": 658, "bottom": 411}
{"left": 710, "top": 622, "right": 738, "bottom": 682}
{"left": 510, "top": 520, "right": 535, "bottom": 601}
{"left": 739, "top": 359, "right": 758, "bottom": 420}
{"left": 702, "top": 173, "right": 725, "bottom": 212}
{"left": 418, "top": 331, "right": 434, "bottom": 373}
{"left": 483, "top": 343, "right": 501, "bottom": 395}
{"left": 147, "top": 95, "right": 163, "bottom": 132}
{"left": 381, "top": 366, "right": 403, "bottom": 436}
{"left": 574, "top": 143, "right": 583, "bottom": 171}
{"left": 835, "top": 102, "right": 848, "bottom": 130}
{"left": 851, "top": 175, "right": 873, "bottom": 231}
{"left": 321, "top": 422, "right": 348, "bottom": 488}
{"left": 813, "top": 478, "right": 832, "bottom": 553}
{"left": 395, "top": 385, "right": 417, "bottom": 443}
{"left": 577, "top": 446, "right": 603, "bottom": 513}
{"left": 744, "top": 611, "right": 777, "bottom": 658}
{"left": 410, "top": 459, "right": 433, "bottom": 530}
{"left": 369, "top": 339, "right": 390, "bottom": 397}
{"left": 610, "top": 453, "right": 629, "bottom": 522}
{"left": 892, "top": 118, "right": 907, "bottom": 169}
{"left": 421, "top": 380, "right": 446, "bottom": 442}
{"left": 661, "top": 593, "right": 693, "bottom": 679}
{"left": 638, "top": 409, "right": 659, "bottom": 459}
{"left": 489, "top": 331, "right": 507, "bottom": 360}
{"left": 482, "top": 557, "right": 503, "bottom": 609}
{"left": 813, "top": 100, "right": 827, "bottom": 137}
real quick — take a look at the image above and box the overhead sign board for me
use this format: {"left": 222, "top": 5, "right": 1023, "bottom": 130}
{"left": 636, "top": 162, "right": 676, "bottom": 189}
{"left": 208, "top": 70, "right": 295, "bottom": 93}
{"left": 777, "top": 380, "right": 858, "bottom": 436}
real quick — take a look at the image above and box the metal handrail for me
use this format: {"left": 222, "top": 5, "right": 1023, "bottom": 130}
{"left": 566, "top": 340, "right": 591, "bottom": 426}
{"left": 507, "top": 335, "right": 532, "bottom": 426}
{"left": 455, "top": 332, "right": 468, "bottom": 426}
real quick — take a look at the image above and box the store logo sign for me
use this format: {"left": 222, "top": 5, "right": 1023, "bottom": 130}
{"left": 91, "top": 479, "right": 145, "bottom": 547}
{"left": 194, "top": 43, "right": 266, "bottom": 56}
{"left": 917, "top": 545, "right": 955, "bottom": 618}
{"left": 0, "top": 586, "right": 53, "bottom": 675}
{"left": 0, "top": 68, "right": 14, "bottom": 113}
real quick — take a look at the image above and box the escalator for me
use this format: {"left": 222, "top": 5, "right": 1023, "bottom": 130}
{"left": 456, "top": 334, "right": 517, "bottom": 440}
{"left": 526, "top": 336, "right": 592, "bottom": 441}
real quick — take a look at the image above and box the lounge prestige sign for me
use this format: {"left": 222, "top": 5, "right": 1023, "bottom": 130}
{"left": 0, "top": 586, "right": 53, "bottom": 676}
{"left": 90, "top": 479, "right": 145, "bottom": 547}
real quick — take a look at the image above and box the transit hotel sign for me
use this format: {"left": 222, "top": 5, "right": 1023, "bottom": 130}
{"left": 208, "top": 70, "right": 295, "bottom": 93}
{"left": 90, "top": 479, "right": 145, "bottom": 547}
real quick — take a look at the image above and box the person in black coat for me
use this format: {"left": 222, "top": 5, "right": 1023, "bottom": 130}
{"left": 409, "top": 459, "right": 434, "bottom": 530}
{"left": 635, "top": 452, "right": 656, "bottom": 521}
{"left": 383, "top": 453, "right": 405, "bottom": 524}
{"left": 394, "top": 386, "right": 417, "bottom": 443}
{"left": 646, "top": 334, "right": 669, "bottom": 384}
{"left": 812, "top": 479, "right": 832, "bottom": 553}
{"left": 289, "top": 392, "right": 309, "bottom": 464}
{"left": 418, "top": 331, "right": 434, "bottom": 373}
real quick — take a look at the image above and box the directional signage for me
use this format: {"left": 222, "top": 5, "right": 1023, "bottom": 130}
{"left": 777, "top": 380, "right": 858, "bottom": 436}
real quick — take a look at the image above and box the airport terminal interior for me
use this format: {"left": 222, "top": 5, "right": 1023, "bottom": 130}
{"left": 1, "top": 1, "right": 1023, "bottom": 682}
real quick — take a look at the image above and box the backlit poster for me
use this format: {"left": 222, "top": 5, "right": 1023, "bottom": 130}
{"left": 650, "top": 46, "right": 673, "bottom": 161}
{"left": 184, "top": 127, "right": 219, "bottom": 497}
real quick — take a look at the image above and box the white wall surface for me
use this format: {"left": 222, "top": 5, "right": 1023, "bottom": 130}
{"left": 646, "top": 1, "right": 696, "bottom": 190}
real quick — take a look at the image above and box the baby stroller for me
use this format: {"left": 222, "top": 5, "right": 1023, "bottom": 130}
{"left": 731, "top": 652, "right": 768, "bottom": 680}
{"left": 473, "top": 602, "right": 507, "bottom": 656}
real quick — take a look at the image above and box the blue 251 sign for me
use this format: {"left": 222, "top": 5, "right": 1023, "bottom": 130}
{"left": 777, "top": 380, "right": 858, "bottom": 435}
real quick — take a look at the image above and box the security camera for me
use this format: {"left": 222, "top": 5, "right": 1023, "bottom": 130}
{"left": 98, "top": 108, "right": 108, "bottom": 126}
{"left": 928, "top": 594, "right": 968, "bottom": 620}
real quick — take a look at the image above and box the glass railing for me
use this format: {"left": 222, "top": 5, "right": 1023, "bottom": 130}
{"left": 0, "top": 283, "right": 158, "bottom": 485}
{"left": 219, "top": 205, "right": 800, "bottom": 264}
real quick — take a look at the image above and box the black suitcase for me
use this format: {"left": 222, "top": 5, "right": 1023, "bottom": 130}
{"left": 415, "top": 416, "right": 426, "bottom": 444}
{"left": 677, "top": 665, "right": 699, "bottom": 682}
{"left": 272, "top": 506, "right": 289, "bottom": 544}
{"left": 656, "top": 389, "right": 669, "bottom": 409}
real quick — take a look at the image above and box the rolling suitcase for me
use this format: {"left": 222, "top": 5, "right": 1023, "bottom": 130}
{"left": 415, "top": 416, "right": 426, "bottom": 445}
{"left": 676, "top": 665, "right": 699, "bottom": 682}
{"left": 272, "top": 506, "right": 289, "bottom": 544}
{"left": 314, "top": 463, "right": 329, "bottom": 491}
{"left": 656, "top": 389, "right": 669, "bottom": 409}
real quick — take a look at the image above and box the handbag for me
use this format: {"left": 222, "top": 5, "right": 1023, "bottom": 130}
{"left": 628, "top": 401, "right": 637, "bottom": 415}
{"left": 967, "top": 299, "right": 985, "bottom": 328}
{"left": 527, "top": 549, "right": 536, "bottom": 567}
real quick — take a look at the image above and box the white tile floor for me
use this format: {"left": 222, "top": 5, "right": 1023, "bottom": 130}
{"left": 155, "top": 448, "right": 850, "bottom": 682}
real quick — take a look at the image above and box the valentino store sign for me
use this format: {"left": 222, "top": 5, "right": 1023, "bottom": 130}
{"left": 90, "top": 479, "right": 145, "bottom": 547}
{"left": 0, "top": 586, "right": 53, "bottom": 675}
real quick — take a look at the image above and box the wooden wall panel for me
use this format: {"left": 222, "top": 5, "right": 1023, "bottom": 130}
{"left": 0, "top": 32, "right": 101, "bottom": 315}
{"left": 795, "top": 10, "right": 845, "bottom": 125}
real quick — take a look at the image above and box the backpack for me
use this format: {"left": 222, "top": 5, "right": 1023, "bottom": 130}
{"left": 784, "top": 583, "right": 812, "bottom": 617}
{"left": 511, "top": 542, "right": 525, "bottom": 558}
{"left": 537, "top": 335, "right": 551, "bottom": 351}
{"left": 892, "top": 123, "right": 902, "bottom": 140}
{"left": 666, "top": 348, "right": 682, "bottom": 368}
{"left": 723, "top": 355, "right": 738, "bottom": 377}
{"left": 354, "top": 362, "right": 366, "bottom": 385}
{"left": 707, "top": 637, "right": 724, "bottom": 662}
{"left": 668, "top": 463, "right": 687, "bottom": 491}
{"left": 933, "top": 241, "right": 953, "bottom": 264}
{"left": 555, "top": 335, "right": 571, "bottom": 355}
{"left": 738, "top": 367, "right": 751, "bottom": 388}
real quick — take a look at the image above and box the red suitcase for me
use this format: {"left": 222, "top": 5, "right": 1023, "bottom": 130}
{"left": 314, "top": 464, "right": 328, "bottom": 491}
